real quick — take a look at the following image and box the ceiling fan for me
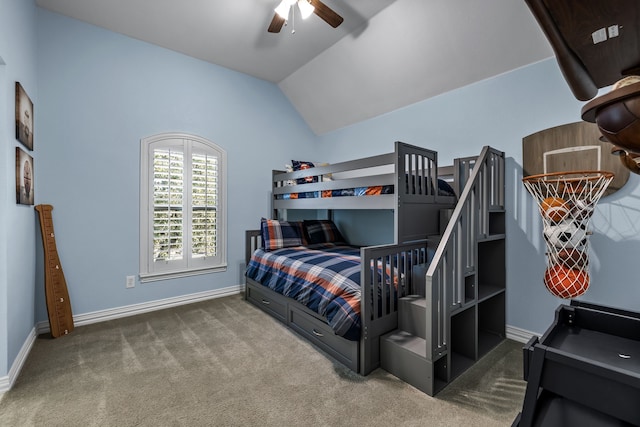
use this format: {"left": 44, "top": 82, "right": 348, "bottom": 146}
{"left": 268, "top": 0, "right": 344, "bottom": 33}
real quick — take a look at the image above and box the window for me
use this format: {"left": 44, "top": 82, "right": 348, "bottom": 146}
{"left": 140, "top": 133, "right": 226, "bottom": 282}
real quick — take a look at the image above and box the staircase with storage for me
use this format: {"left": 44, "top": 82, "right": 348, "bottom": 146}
{"left": 380, "top": 146, "right": 506, "bottom": 396}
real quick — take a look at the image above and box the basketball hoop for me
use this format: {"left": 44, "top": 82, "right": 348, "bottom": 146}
{"left": 522, "top": 170, "right": 614, "bottom": 299}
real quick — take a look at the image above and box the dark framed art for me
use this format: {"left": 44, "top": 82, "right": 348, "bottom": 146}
{"left": 16, "top": 147, "right": 34, "bottom": 205}
{"left": 15, "top": 82, "right": 34, "bottom": 150}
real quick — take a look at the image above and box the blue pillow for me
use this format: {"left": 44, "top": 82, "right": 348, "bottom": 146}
{"left": 292, "top": 160, "right": 318, "bottom": 184}
{"left": 437, "top": 179, "right": 457, "bottom": 197}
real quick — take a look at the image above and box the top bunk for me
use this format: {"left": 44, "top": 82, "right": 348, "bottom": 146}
{"left": 271, "top": 141, "right": 457, "bottom": 212}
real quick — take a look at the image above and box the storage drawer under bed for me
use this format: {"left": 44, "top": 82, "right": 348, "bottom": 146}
{"left": 288, "top": 305, "right": 358, "bottom": 372}
{"left": 246, "top": 281, "right": 287, "bottom": 323}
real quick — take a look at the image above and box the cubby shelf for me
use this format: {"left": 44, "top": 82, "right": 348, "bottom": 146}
{"left": 447, "top": 209, "right": 506, "bottom": 388}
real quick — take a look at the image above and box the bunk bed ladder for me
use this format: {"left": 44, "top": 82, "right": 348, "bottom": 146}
{"left": 379, "top": 146, "right": 505, "bottom": 396}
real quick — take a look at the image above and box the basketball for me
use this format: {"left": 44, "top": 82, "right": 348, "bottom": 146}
{"left": 540, "top": 197, "right": 570, "bottom": 222}
{"left": 544, "top": 263, "right": 590, "bottom": 298}
{"left": 595, "top": 80, "right": 640, "bottom": 153}
{"left": 543, "top": 221, "right": 588, "bottom": 249}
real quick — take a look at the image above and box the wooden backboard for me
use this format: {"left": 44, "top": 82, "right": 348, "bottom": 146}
{"left": 523, "top": 121, "right": 629, "bottom": 195}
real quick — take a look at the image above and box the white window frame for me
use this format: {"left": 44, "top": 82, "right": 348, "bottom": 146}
{"left": 140, "top": 132, "right": 227, "bottom": 282}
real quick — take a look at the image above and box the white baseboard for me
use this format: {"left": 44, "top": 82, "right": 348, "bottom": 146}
{"left": 4, "top": 285, "right": 242, "bottom": 393}
{"left": 36, "top": 285, "right": 242, "bottom": 334}
{"left": 0, "top": 327, "right": 37, "bottom": 393}
{"left": 506, "top": 325, "right": 538, "bottom": 344}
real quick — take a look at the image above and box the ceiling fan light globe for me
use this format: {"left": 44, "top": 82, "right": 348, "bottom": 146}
{"left": 274, "top": 0, "right": 291, "bottom": 19}
{"left": 298, "top": 0, "right": 315, "bottom": 19}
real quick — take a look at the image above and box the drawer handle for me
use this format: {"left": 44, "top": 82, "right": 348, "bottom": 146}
{"left": 261, "top": 299, "right": 270, "bottom": 305}
{"left": 312, "top": 329, "right": 324, "bottom": 337}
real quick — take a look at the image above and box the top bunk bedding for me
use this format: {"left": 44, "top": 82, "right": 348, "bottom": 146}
{"left": 271, "top": 141, "right": 457, "bottom": 211}
{"left": 275, "top": 179, "right": 455, "bottom": 200}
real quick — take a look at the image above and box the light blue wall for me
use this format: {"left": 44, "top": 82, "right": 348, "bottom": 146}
{"left": 4, "top": 1, "right": 640, "bottom": 380}
{"left": 0, "top": 0, "right": 38, "bottom": 379}
{"left": 317, "top": 59, "right": 640, "bottom": 336}
{"left": 34, "top": 10, "right": 317, "bottom": 320}
{"left": 0, "top": 54, "right": 5, "bottom": 378}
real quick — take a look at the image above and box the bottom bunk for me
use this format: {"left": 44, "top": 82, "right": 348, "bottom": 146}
{"left": 244, "top": 227, "right": 432, "bottom": 375}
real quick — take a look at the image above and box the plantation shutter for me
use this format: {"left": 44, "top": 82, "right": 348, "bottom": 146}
{"left": 140, "top": 133, "right": 226, "bottom": 281}
{"left": 153, "top": 147, "right": 184, "bottom": 263}
{"left": 191, "top": 150, "right": 218, "bottom": 259}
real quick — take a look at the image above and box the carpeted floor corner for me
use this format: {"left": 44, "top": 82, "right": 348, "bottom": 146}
{"left": 0, "top": 294, "right": 526, "bottom": 426}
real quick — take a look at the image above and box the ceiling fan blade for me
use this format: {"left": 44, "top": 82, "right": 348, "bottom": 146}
{"left": 268, "top": 13, "right": 286, "bottom": 33}
{"left": 310, "top": 0, "right": 344, "bottom": 28}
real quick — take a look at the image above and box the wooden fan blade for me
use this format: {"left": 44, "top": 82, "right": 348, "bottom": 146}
{"left": 268, "top": 13, "right": 285, "bottom": 33}
{"left": 310, "top": 0, "right": 344, "bottom": 28}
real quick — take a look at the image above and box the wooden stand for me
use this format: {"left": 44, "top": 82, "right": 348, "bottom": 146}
{"left": 35, "top": 204, "right": 74, "bottom": 337}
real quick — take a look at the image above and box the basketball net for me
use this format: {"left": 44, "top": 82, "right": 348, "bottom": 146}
{"left": 522, "top": 171, "right": 614, "bottom": 299}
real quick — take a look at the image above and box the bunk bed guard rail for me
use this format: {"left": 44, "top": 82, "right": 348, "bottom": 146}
{"left": 270, "top": 141, "right": 449, "bottom": 244}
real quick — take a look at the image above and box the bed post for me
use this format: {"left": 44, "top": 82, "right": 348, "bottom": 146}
{"left": 272, "top": 169, "right": 283, "bottom": 220}
{"left": 359, "top": 330, "right": 379, "bottom": 375}
{"left": 244, "top": 230, "right": 261, "bottom": 300}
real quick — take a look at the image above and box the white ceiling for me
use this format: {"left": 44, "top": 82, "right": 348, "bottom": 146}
{"left": 35, "top": 0, "right": 555, "bottom": 134}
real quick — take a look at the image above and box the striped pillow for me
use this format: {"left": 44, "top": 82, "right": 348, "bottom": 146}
{"left": 261, "top": 218, "right": 304, "bottom": 251}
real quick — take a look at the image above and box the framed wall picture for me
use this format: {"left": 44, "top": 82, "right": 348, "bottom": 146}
{"left": 15, "top": 82, "right": 34, "bottom": 150}
{"left": 16, "top": 147, "right": 34, "bottom": 205}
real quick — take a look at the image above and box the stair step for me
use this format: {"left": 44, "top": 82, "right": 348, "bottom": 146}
{"left": 380, "top": 330, "right": 437, "bottom": 395}
{"left": 399, "top": 296, "right": 427, "bottom": 339}
{"left": 382, "top": 330, "right": 427, "bottom": 358}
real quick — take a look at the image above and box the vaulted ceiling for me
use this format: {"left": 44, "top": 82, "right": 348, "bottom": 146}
{"left": 36, "top": 0, "right": 555, "bottom": 134}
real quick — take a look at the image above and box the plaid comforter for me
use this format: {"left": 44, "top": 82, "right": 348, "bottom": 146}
{"left": 245, "top": 244, "right": 362, "bottom": 341}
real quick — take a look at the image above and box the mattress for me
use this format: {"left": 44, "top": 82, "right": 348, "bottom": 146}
{"left": 275, "top": 178, "right": 456, "bottom": 200}
{"left": 276, "top": 185, "right": 393, "bottom": 200}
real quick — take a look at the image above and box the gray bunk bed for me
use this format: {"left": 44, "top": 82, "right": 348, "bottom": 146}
{"left": 244, "top": 141, "right": 505, "bottom": 380}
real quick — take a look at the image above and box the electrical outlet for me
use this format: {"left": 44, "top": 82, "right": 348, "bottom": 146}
{"left": 608, "top": 25, "right": 619, "bottom": 38}
{"left": 126, "top": 275, "right": 136, "bottom": 288}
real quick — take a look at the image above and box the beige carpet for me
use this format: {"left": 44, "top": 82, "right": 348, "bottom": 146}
{"left": 0, "top": 294, "right": 526, "bottom": 426}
